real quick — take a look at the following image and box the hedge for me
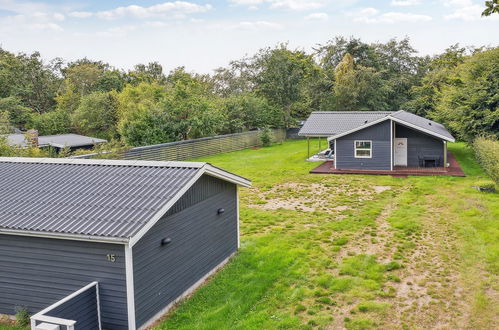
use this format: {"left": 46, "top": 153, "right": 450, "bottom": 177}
{"left": 473, "top": 136, "right": 499, "bottom": 185}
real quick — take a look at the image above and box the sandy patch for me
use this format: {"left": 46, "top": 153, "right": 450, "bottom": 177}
{"left": 249, "top": 182, "right": 391, "bottom": 213}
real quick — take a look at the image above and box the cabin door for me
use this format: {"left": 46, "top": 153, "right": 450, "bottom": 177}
{"left": 394, "top": 138, "right": 407, "bottom": 166}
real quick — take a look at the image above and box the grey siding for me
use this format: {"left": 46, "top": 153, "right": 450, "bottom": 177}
{"left": 395, "top": 124, "right": 444, "bottom": 167}
{"left": 133, "top": 175, "right": 238, "bottom": 328}
{"left": 0, "top": 235, "right": 127, "bottom": 329}
{"left": 44, "top": 285, "right": 99, "bottom": 330}
{"left": 336, "top": 120, "right": 391, "bottom": 170}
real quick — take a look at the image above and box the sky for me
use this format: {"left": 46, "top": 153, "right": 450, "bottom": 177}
{"left": 0, "top": 0, "right": 498, "bottom": 73}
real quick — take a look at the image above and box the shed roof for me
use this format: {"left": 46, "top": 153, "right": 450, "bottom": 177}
{"left": 298, "top": 112, "right": 394, "bottom": 136}
{"left": 299, "top": 110, "right": 455, "bottom": 142}
{"left": 0, "top": 158, "right": 250, "bottom": 243}
{"left": 4, "top": 133, "right": 107, "bottom": 148}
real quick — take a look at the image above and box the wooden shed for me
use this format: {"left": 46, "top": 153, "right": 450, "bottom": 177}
{"left": 0, "top": 157, "right": 250, "bottom": 330}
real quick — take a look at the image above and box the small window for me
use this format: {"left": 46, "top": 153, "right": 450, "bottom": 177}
{"left": 354, "top": 140, "right": 372, "bottom": 158}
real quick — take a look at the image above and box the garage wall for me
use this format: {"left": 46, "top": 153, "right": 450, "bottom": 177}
{"left": 0, "top": 235, "right": 128, "bottom": 329}
{"left": 132, "top": 175, "right": 238, "bottom": 328}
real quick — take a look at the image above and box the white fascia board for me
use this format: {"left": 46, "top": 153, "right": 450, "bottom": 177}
{"left": 204, "top": 164, "right": 251, "bottom": 187}
{"left": 125, "top": 245, "right": 136, "bottom": 330}
{"left": 0, "top": 229, "right": 128, "bottom": 244}
{"left": 326, "top": 115, "right": 455, "bottom": 143}
{"left": 389, "top": 117, "right": 455, "bottom": 142}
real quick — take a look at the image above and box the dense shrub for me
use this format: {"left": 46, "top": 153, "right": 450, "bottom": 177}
{"left": 473, "top": 136, "right": 499, "bottom": 185}
{"left": 259, "top": 127, "right": 273, "bottom": 147}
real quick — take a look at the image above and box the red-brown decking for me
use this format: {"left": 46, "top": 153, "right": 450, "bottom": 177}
{"left": 310, "top": 152, "right": 465, "bottom": 177}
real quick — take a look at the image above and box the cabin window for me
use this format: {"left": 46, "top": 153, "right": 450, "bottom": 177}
{"left": 354, "top": 140, "right": 372, "bottom": 158}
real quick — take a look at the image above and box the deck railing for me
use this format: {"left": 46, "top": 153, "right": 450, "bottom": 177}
{"left": 31, "top": 282, "right": 101, "bottom": 330}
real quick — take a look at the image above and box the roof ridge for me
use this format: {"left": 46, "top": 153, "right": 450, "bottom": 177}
{"left": 0, "top": 157, "right": 207, "bottom": 169}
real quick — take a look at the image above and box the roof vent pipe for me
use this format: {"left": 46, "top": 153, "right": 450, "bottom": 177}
{"left": 25, "top": 129, "right": 39, "bottom": 147}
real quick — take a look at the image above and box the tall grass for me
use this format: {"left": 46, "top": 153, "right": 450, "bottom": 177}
{"left": 472, "top": 136, "right": 499, "bottom": 185}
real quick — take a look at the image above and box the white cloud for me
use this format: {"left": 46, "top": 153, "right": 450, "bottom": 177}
{"left": 352, "top": 8, "right": 432, "bottom": 23}
{"left": 231, "top": 20, "right": 283, "bottom": 31}
{"left": 70, "top": 1, "right": 212, "bottom": 20}
{"left": 442, "top": 0, "right": 489, "bottom": 21}
{"left": 68, "top": 11, "right": 93, "bottom": 18}
{"left": 270, "top": 0, "right": 324, "bottom": 10}
{"left": 0, "top": 11, "right": 65, "bottom": 32}
{"left": 391, "top": 0, "right": 422, "bottom": 6}
{"left": 230, "top": 0, "right": 325, "bottom": 11}
{"left": 305, "top": 12, "right": 329, "bottom": 21}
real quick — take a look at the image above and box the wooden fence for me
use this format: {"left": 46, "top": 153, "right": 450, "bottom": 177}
{"left": 71, "top": 129, "right": 287, "bottom": 161}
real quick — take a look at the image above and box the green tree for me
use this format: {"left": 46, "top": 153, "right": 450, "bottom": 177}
{"left": 404, "top": 45, "right": 470, "bottom": 117}
{"left": 333, "top": 53, "right": 390, "bottom": 111}
{"left": 116, "top": 82, "right": 168, "bottom": 146}
{"left": 71, "top": 92, "right": 118, "bottom": 139}
{"left": 0, "top": 48, "right": 61, "bottom": 113}
{"left": 432, "top": 47, "right": 499, "bottom": 141}
{"left": 0, "top": 97, "right": 32, "bottom": 128}
{"left": 28, "top": 110, "right": 71, "bottom": 135}
{"left": 126, "top": 62, "right": 167, "bottom": 85}
{"left": 252, "top": 44, "right": 320, "bottom": 127}
{"left": 482, "top": 0, "right": 499, "bottom": 16}
{"left": 219, "top": 93, "right": 281, "bottom": 133}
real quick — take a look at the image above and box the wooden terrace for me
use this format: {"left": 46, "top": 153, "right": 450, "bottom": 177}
{"left": 310, "top": 152, "right": 465, "bottom": 177}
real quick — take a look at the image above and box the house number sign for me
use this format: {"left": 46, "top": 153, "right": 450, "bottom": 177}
{"left": 107, "top": 254, "right": 117, "bottom": 262}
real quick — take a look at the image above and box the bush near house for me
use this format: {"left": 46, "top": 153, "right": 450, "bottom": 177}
{"left": 473, "top": 136, "right": 499, "bottom": 185}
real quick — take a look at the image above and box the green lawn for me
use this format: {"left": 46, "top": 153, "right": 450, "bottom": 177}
{"left": 155, "top": 139, "right": 498, "bottom": 329}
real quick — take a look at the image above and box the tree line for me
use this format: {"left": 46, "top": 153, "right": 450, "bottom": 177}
{"left": 0, "top": 37, "right": 497, "bottom": 148}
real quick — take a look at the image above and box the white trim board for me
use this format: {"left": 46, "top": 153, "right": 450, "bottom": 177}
{"left": 138, "top": 252, "right": 236, "bottom": 330}
{"left": 326, "top": 113, "right": 455, "bottom": 143}
{"left": 125, "top": 245, "right": 137, "bottom": 330}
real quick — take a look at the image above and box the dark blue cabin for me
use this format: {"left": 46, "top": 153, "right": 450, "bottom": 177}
{"left": 299, "top": 110, "right": 455, "bottom": 171}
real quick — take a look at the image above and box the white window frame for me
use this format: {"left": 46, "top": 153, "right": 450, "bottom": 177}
{"left": 354, "top": 140, "right": 372, "bottom": 159}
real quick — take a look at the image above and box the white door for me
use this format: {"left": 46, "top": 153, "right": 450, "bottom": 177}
{"left": 394, "top": 138, "right": 407, "bottom": 166}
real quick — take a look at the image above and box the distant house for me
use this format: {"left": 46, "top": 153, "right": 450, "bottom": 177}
{"left": 299, "top": 110, "right": 455, "bottom": 171}
{"left": 3, "top": 132, "right": 107, "bottom": 151}
{"left": 0, "top": 157, "right": 250, "bottom": 330}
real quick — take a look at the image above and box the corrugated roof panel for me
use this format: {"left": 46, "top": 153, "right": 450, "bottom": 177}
{"left": 298, "top": 111, "right": 394, "bottom": 136}
{"left": 0, "top": 160, "right": 200, "bottom": 239}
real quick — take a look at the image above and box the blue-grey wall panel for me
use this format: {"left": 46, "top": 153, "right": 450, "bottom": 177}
{"left": 133, "top": 175, "right": 238, "bottom": 328}
{"left": 395, "top": 124, "right": 444, "bottom": 167}
{"left": 0, "top": 235, "right": 127, "bottom": 329}
{"left": 336, "top": 120, "right": 391, "bottom": 170}
{"left": 45, "top": 286, "right": 99, "bottom": 330}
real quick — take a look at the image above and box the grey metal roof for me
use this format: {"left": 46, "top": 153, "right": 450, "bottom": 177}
{"left": 0, "top": 158, "right": 250, "bottom": 241}
{"left": 299, "top": 110, "right": 454, "bottom": 142}
{"left": 298, "top": 112, "right": 394, "bottom": 136}
{"left": 4, "top": 133, "right": 107, "bottom": 148}
{"left": 391, "top": 110, "right": 455, "bottom": 141}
